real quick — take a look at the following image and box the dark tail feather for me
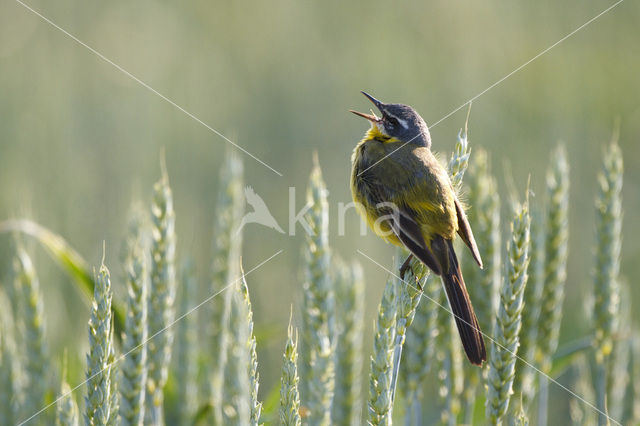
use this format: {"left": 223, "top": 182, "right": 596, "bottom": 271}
{"left": 441, "top": 242, "right": 487, "bottom": 366}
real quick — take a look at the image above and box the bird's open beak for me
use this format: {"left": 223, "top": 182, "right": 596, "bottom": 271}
{"left": 349, "top": 109, "right": 379, "bottom": 122}
{"left": 350, "top": 91, "right": 384, "bottom": 122}
{"left": 361, "top": 91, "right": 384, "bottom": 110}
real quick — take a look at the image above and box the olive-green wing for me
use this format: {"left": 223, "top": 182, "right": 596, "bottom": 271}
{"left": 356, "top": 151, "right": 442, "bottom": 275}
{"left": 392, "top": 207, "right": 442, "bottom": 275}
{"left": 455, "top": 197, "right": 483, "bottom": 268}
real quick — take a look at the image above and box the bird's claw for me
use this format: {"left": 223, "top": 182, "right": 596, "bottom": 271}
{"left": 399, "top": 254, "right": 413, "bottom": 281}
{"left": 399, "top": 264, "right": 409, "bottom": 280}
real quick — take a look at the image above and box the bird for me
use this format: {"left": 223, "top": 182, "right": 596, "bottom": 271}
{"left": 236, "top": 186, "right": 285, "bottom": 235}
{"left": 350, "top": 91, "right": 486, "bottom": 365}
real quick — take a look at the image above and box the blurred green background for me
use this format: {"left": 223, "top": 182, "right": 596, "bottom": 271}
{"left": 1, "top": 0, "right": 639, "bottom": 422}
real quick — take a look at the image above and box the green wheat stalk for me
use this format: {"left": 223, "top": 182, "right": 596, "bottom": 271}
{"left": 514, "top": 407, "right": 530, "bottom": 426}
{"left": 280, "top": 312, "right": 301, "bottom": 426}
{"left": 448, "top": 125, "right": 471, "bottom": 190}
{"left": 0, "top": 289, "right": 19, "bottom": 425}
{"left": 85, "top": 264, "right": 115, "bottom": 426}
{"left": 57, "top": 354, "right": 80, "bottom": 426}
{"left": 14, "top": 245, "right": 49, "bottom": 423}
{"left": 433, "top": 123, "right": 472, "bottom": 426}
{"left": 331, "top": 258, "right": 365, "bottom": 426}
{"left": 461, "top": 149, "right": 501, "bottom": 422}
{"left": 221, "top": 280, "right": 251, "bottom": 425}
{"left": 486, "top": 191, "right": 531, "bottom": 425}
{"left": 400, "top": 273, "right": 440, "bottom": 425}
{"left": 436, "top": 291, "right": 463, "bottom": 426}
{"left": 0, "top": 334, "right": 18, "bottom": 426}
{"left": 120, "top": 216, "right": 148, "bottom": 426}
{"left": 622, "top": 335, "right": 640, "bottom": 424}
{"left": 537, "top": 145, "right": 570, "bottom": 372}
{"left": 107, "top": 327, "right": 119, "bottom": 426}
{"left": 368, "top": 273, "right": 398, "bottom": 426}
{"left": 511, "top": 208, "right": 543, "bottom": 414}
{"left": 206, "top": 150, "right": 247, "bottom": 426}
{"left": 145, "top": 159, "right": 177, "bottom": 425}
{"left": 301, "top": 154, "right": 335, "bottom": 426}
{"left": 173, "top": 260, "right": 198, "bottom": 425}
{"left": 609, "top": 281, "right": 634, "bottom": 423}
{"left": 239, "top": 267, "right": 262, "bottom": 425}
{"left": 536, "top": 145, "right": 569, "bottom": 425}
{"left": 208, "top": 148, "right": 244, "bottom": 425}
{"left": 569, "top": 357, "right": 596, "bottom": 426}
{"left": 57, "top": 379, "right": 80, "bottom": 426}
{"left": 464, "top": 148, "right": 501, "bottom": 337}
{"left": 390, "top": 252, "right": 425, "bottom": 408}
{"left": 607, "top": 283, "right": 630, "bottom": 422}
{"left": 592, "top": 139, "right": 623, "bottom": 424}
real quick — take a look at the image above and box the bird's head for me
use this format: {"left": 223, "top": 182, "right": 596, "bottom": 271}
{"left": 351, "top": 92, "right": 431, "bottom": 148}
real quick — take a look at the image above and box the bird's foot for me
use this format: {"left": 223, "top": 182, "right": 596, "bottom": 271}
{"left": 399, "top": 254, "right": 414, "bottom": 281}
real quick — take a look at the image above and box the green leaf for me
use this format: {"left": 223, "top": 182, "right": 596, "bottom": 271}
{"left": 190, "top": 402, "right": 213, "bottom": 426}
{"left": 549, "top": 336, "right": 594, "bottom": 378}
{"left": 0, "top": 219, "right": 126, "bottom": 339}
{"left": 259, "top": 382, "right": 281, "bottom": 424}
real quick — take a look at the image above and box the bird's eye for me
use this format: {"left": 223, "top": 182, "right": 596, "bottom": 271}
{"left": 386, "top": 116, "right": 397, "bottom": 126}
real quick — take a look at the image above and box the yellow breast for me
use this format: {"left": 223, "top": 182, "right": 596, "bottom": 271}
{"left": 350, "top": 140, "right": 403, "bottom": 246}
